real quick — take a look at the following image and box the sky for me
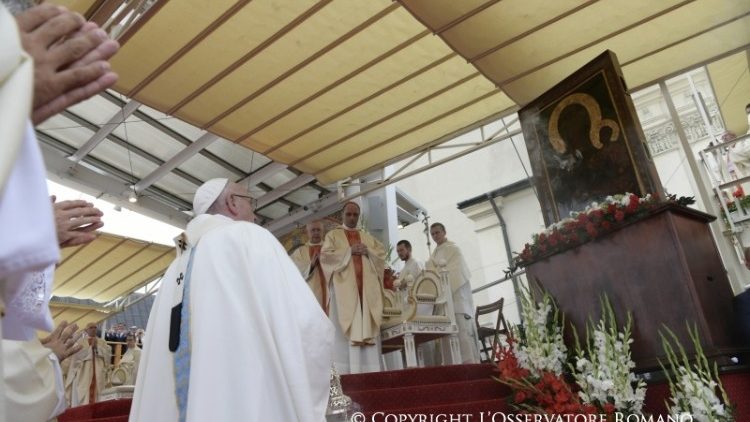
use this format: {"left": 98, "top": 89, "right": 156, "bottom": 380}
{"left": 47, "top": 180, "right": 182, "bottom": 246}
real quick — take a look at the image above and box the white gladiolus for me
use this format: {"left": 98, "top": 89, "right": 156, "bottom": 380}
{"left": 572, "top": 300, "right": 645, "bottom": 414}
{"left": 516, "top": 291, "right": 568, "bottom": 377}
{"left": 662, "top": 325, "right": 733, "bottom": 422}
{"left": 668, "top": 367, "right": 731, "bottom": 421}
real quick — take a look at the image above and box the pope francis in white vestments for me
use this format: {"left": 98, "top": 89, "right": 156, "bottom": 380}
{"left": 130, "top": 179, "right": 334, "bottom": 422}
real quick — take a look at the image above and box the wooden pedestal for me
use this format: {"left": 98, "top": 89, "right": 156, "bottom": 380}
{"left": 525, "top": 205, "right": 744, "bottom": 371}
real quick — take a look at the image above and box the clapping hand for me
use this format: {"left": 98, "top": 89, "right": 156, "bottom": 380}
{"left": 52, "top": 196, "right": 104, "bottom": 248}
{"left": 41, "top": 321, "right": 82, "bottom": 362}
{"left": 14, "top": 4, "right": 120, "bottom": 124}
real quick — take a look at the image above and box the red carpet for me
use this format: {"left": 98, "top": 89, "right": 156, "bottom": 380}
{"left": 58, "top": 364, "right": 750, "bottom": 421}
{"left": 58, "top": 397, "right": 130, "bottom": 422}
{"left": 341, "top": 364, "right": 510, "bottom": 420}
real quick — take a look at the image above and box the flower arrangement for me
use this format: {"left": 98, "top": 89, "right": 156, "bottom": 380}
{"left": 494, "top": 287, "right": 735, "bottom": 419}
{"left": 661, "top": 325, "right": 734, "bottom": 422}
{"left": 496, "top": 288, "right": 649, "bottom": 416}
{"left": 571, "top": 297, "right": 645, "bottom": 417}
{"left": 496, "top": 333, "right": 587, "bottom": 415}
{"left": 722, "top": 191, "right": 750, "bottom": 214}
{"left": 514, "top": 193, "right": 656, "bottom": 268}
{"left": 512, "top": 193, "right": 695, "bottom": 269}
{"left": 515, "top": 287, "right": 568, "bottom": 377}
{"left": 495, "top": 286, "right": 591, "bottom": 415}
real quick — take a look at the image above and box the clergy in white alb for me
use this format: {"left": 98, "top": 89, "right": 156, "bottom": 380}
{"left": 0, "top": 3, "right": 33, "bottom": 193}
{"left": 0, "top": 4, "right": 118, "bottom": 420}
{"left": 426, "top": 223, "right": 481, "bottom": 364}
{"left": 0, "top": 5, "right": 59, "bottom": 420}
{"left": 130, "top": 178, "right": 334, "bottom": 422}
{"left": 395, "top": 239, "right": 429, "bottom": 315}
{"left": 0, "top": 6, "right": 59, "bottom": 341}
{"left": 290, "top": 220, "right": 328, "bottom": 313}
{"left": 396, "top": 240, "right": 424, "bottom": 286}
{"left": 320, "top": 202, "right": 386, "bottom": 374}
{"left": 3, "top": 338, "right": 66, "bottom": 422}
{"left": 118, "top": 333, "right": 141, "bottom": 385}
{"left": 66, "top": 323, "right": 111, "bottom": 406}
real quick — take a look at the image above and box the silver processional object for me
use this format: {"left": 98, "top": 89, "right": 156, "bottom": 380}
{"left": 326, "top": 364, "right": 353, "bottom": 420}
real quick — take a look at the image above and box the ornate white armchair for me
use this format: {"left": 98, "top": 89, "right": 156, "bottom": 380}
{"left": 381, "top": 289, "right": 404, "bottom": 326}
{"left": 380, "top": 266, "right": 461, "bottom": 367}
{"left": 109, "top": 366, "right": 128, "bottom": 386}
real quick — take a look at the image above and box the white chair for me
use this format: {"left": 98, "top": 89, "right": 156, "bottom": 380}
{"left": 109, "top": 367, "right": 128, "bottom": 386}
{"left": 381, "top": 289, "right": 404, "bottom": 326}
{"left": 380, "top": 267, "right": 461, "bottom": 368}
{"left": 99, "top": 385, "right": 134, "bottom": 401}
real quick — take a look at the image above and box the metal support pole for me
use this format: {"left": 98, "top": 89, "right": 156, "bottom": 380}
{"left": 487, "top": 194, "right": 524, "bottom": 324}
{"left": 660, "top": 81, "right": 746, "bottom": 294}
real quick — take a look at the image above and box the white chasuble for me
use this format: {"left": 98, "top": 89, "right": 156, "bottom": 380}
{"left": 130, "top": 214, "right": 334, "bottom": 422}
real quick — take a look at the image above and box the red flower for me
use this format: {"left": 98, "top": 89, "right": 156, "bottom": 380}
{"left": 734, "top": 186, "right": 745, "bottom": 198}
{"left": 603, "top": 402, "right": 616, "bottom": 414}
{"left": 626, "top": 195, "right": 640, "bottom": 213}
{"left": 585, "top": 223, "right": 597, "bottom": 237}
{"left": 538, "top": 392, "right": 553, "bottom": 405}
{"left": 582, "top": 404, "right": 598, "bottom": 414}
{"left": 514, "top": 193, "right": 659, "bottom": 265}
{"left": 514, "top": 391, "right": 527, "bottom": 402}
{"left": 495, "top": 336, "right": 530, "bottom": 380}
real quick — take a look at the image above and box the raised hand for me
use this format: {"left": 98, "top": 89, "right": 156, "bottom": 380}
{"left": 14, "top": 4, "right": 120, "bottom": 124}
{"left": 41, "top": 321, "right": 82, "bottom": 362}
{"left": 52, "top": 196, "right": 104, "bottom": 248}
